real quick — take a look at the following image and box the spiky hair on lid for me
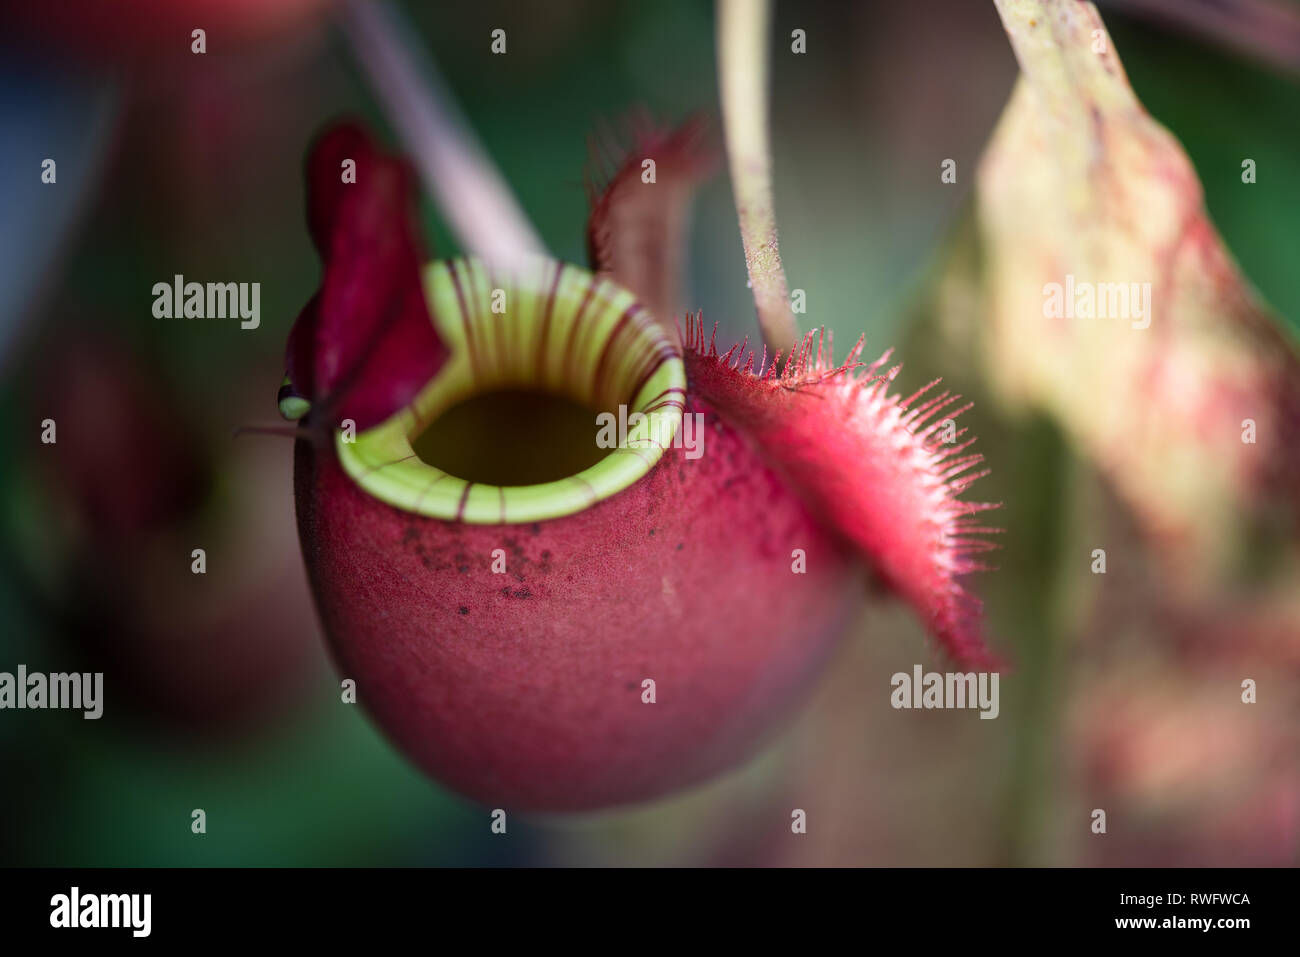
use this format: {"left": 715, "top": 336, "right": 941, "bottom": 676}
{"left": 682, "top": 314, "right": 1003, "bottom": 668}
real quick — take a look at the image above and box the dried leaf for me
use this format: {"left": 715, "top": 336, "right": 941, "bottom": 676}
{"left": 979, "top": 0, "right": 1300, "bottom": 579}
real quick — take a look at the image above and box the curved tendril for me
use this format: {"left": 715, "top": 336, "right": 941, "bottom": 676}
{"left": 717, "top": 0, "right": 800, "bottom": 358}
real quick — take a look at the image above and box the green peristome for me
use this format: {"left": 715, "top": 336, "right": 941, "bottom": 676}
{"left": 318, "top": 256, "right": 685, "bottom": 525}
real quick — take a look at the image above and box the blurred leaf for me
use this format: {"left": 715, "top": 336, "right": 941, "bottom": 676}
{"left": 977, "top": 0, "right": 1300, "bottom": 585}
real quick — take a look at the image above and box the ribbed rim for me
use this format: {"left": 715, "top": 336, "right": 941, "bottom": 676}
{"left": 335, "top": 257, "right": 686, "bottom": 524}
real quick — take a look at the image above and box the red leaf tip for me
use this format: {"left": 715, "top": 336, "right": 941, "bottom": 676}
{"left": 284, "top": 120, "right": 449, "bottom": 432}
{"left": 585, "top": 111, "right": 719, "bottom": 325}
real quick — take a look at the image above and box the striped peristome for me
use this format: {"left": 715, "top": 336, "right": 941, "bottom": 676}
{"left": 332, "top": 256, "right": 685, "bottom": 525}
